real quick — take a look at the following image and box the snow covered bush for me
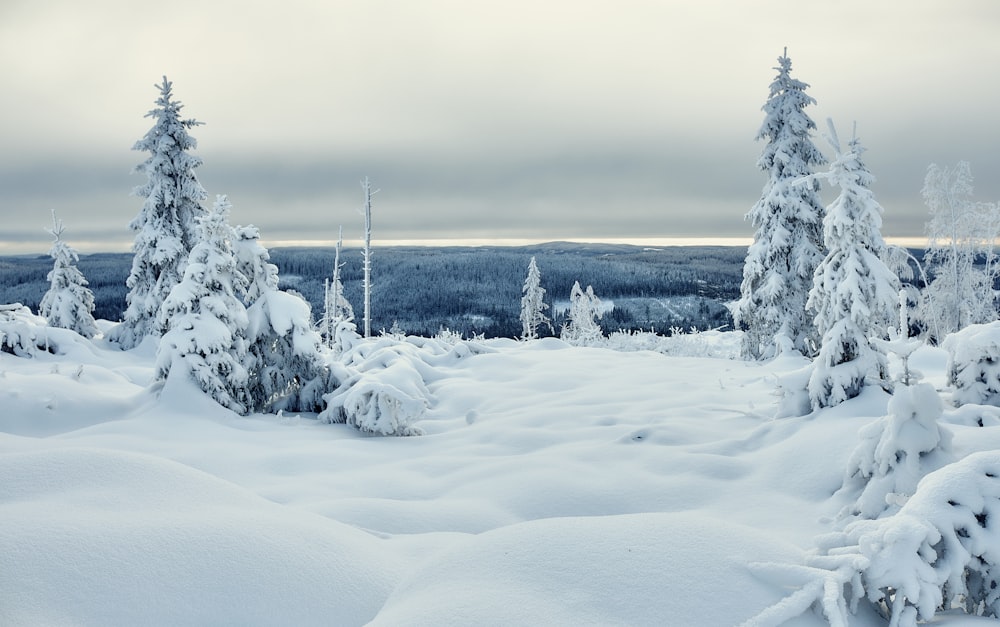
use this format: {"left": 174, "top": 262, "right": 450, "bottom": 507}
{"left": 0, "top": 304, "right": 51, "bottom": 357}
{"left": 734, "top": 48, "right": 826, "bottom": 360}
{"left": 601, "top": 328, "right": 741, "bottom": 359}
{"left": 319, "top": 334, "right": 491, "bottom": 436}
{"left": 748, "top": 451, "right": 1000, "bottom": 626}
{"left": 38, "top": 212, "right": 98, "bottom": 339}
{"left": 839, "top": 382, "right": 952, "bottom": 521}
{"left": 943, "top": 321, "right": 1000, "bottom": 407}
{"left": 110, "top": 77, "right": 208, "bottom": 350}
{"left": 560, "top": 281, "right": 603, "bottom": 346}
{"left": 806, "top": 125, "right": 898, "bottom": 409}
{"left": 520, "top": 256, "right": 553, "bottom": 340}
{"left": 155, "top": 196, "right": 249, "bottom": 414}
{"left": 320, "top": 337, "right": 431, "bottom": 436}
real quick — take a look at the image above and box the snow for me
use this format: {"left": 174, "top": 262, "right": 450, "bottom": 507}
{"left": 0, "top": 327, "right": 991, "bottom": 625}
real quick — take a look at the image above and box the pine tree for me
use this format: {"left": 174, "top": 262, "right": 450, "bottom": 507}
{"left": 807, "top": 123, "right": 899, "bottom": 409}
{"left": 155, "top": 195, "right": 249, "bottom": 413}
{"left": 561, "top": 281, "right": 603, "bottom": 346}
{"left": 734, "top": 49, "right": 827, "bottom": 360}
{"left": 519, "top": 256, "right": 552, "bottom": 340}
{"left": 109, "top": 76, "right": 208, "bottom": 349}
{"left": 921, "top": 162, "right": 1000, "bottom": 340}
{"left": 236, "top": 225, "right": 330, "bottom": 413}
{"left": 38, "top": 211, "right": 98, "bottom": 338}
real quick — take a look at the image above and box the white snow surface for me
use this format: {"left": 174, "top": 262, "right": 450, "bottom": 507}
{"left": 0, "top": 330, "right": 988, "bottom": 626}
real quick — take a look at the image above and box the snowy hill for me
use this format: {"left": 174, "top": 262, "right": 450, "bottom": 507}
{"left": 1, "top": 326, "right": 997, "bottom": 625}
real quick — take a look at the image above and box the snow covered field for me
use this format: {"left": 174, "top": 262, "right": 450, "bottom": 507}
{"left": 1, "top": 326, "right": 997, "bottom": 626}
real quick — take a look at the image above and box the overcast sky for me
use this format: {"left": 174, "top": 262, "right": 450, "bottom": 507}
{"left": 2, "top": 0, "right": 999, "bottom": 253}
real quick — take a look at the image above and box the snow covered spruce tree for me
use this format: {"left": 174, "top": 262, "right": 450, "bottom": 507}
{"left": 561, "top": 281, "right": 603, "bottom": 346}
{"left": 155, "top": 195, "right": 249, "bottom": 413}
{"left": 734, "top": 49, "right": 827, "bottom": 360}
{"left": 109, "top": 77, "right": 208, "bottom": 349}
{"left": 520, "top": 256, "right": 553, "bottom": 340}
{"left": 38, "top": 211, "right": 98, "bottom": 338}
{"left": 840, "top": 382, "right": 952, "bottom": 521}
{"left": 807, "top": 124, "right": 899, "bottom": 409}
{"left": 921, "top": 162, "right": 1000, "bottom": 340}
{"left": 234, "top": 224, "right": 330, "bottom": 413}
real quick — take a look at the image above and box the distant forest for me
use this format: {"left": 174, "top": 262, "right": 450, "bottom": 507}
{"left": 0, "top": 243, "right": 745, "bottom": 338}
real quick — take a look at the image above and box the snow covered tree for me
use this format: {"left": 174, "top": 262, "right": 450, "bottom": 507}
{"left": 561, "top": 281, "right": 603, "bottom": 346}
{"left": 109, "top": 76, "right": 208, "bottom": 349}
{"left": 807, "top": 124, "right": 899, "bottom": 409}
{"left": 840, "top": 382, "right": 952, "bottom": 521}
{"left": 155, "top": 195, "right": 249, "bottom": 413}
{"left": 235, "top": 224, "right": 330, "bottom": 413}
{"left": 921, "top": 162, "right": 1000, "bottom": 340}
{"left": 318, "top": 226, "right": 354, "bottom": 349}
{"left": 519, "top": 256, "right": 552, "bottom": 340}
{"left": 38, "top": 211, "right": 98, "bottom": 338}
{"left": 734, "top": 49, "right": 827, "bottom": 360}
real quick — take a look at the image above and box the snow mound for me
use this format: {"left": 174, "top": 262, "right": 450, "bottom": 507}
{"left": 371, "top": 512, "right": 824, "bottom": 626}
{"left": 0, "top": 447, "right": 401, "bottom": 626}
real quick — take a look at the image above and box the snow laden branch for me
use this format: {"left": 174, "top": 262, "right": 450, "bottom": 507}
{"left": 747, "top": 451, "right": 1000, "bottom": 627}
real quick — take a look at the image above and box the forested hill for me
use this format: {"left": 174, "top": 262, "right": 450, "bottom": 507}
{"left": 0, "top": 243, "right": 745, "bottom": 338}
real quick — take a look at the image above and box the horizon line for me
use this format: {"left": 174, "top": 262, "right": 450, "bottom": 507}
{"left": 0, "top": 236, "right": 930, "bottom": 255}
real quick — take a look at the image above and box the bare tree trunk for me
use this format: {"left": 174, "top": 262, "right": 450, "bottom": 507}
{"left": 362, "top": 178, "right": 373, "bottom": 338}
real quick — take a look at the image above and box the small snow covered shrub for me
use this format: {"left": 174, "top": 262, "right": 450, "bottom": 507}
{"left": 943, "top": 322, "right": 1000, "bottom": 407}
{"left": 319, "top": 334, "right": 492, "bottom": 436}
{"left": 0, "top": 304, "right": 52, "bottom": 357}
{"left": 840, "top": 382, "right": 953, "bottom": 520}
{"left": 560, "top": 281, "right": 603, "bottom": 346}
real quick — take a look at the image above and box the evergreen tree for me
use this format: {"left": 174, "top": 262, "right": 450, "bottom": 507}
{"left": 155, "top": 195, "right": 249, "bottom": 413}
{"left": 734, "top": 49, "right": 827, "bottom": 360}
{"left": 236, "top": 225, "right": 329, "bottom": 413}
{"left": 38, "top": 211, "right": 98, "bottom": 338}
{"left": 519, "top": 256, "right": 552, "bottom": 340}
{"left": 110, "top": 76, "right": 208, "bottom": 349}
{"left": 921, "top": 162, "right": 1000, "bottom": 340}
{"left": 561, "top": 281, "right": 603, "bottom": 346}
{"left": 807, "top": 124, "right": 899, "bottom": 409}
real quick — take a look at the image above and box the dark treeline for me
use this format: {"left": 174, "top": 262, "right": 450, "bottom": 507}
{"left": 0, "top": 243, "right": 745, "bottom": 338}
